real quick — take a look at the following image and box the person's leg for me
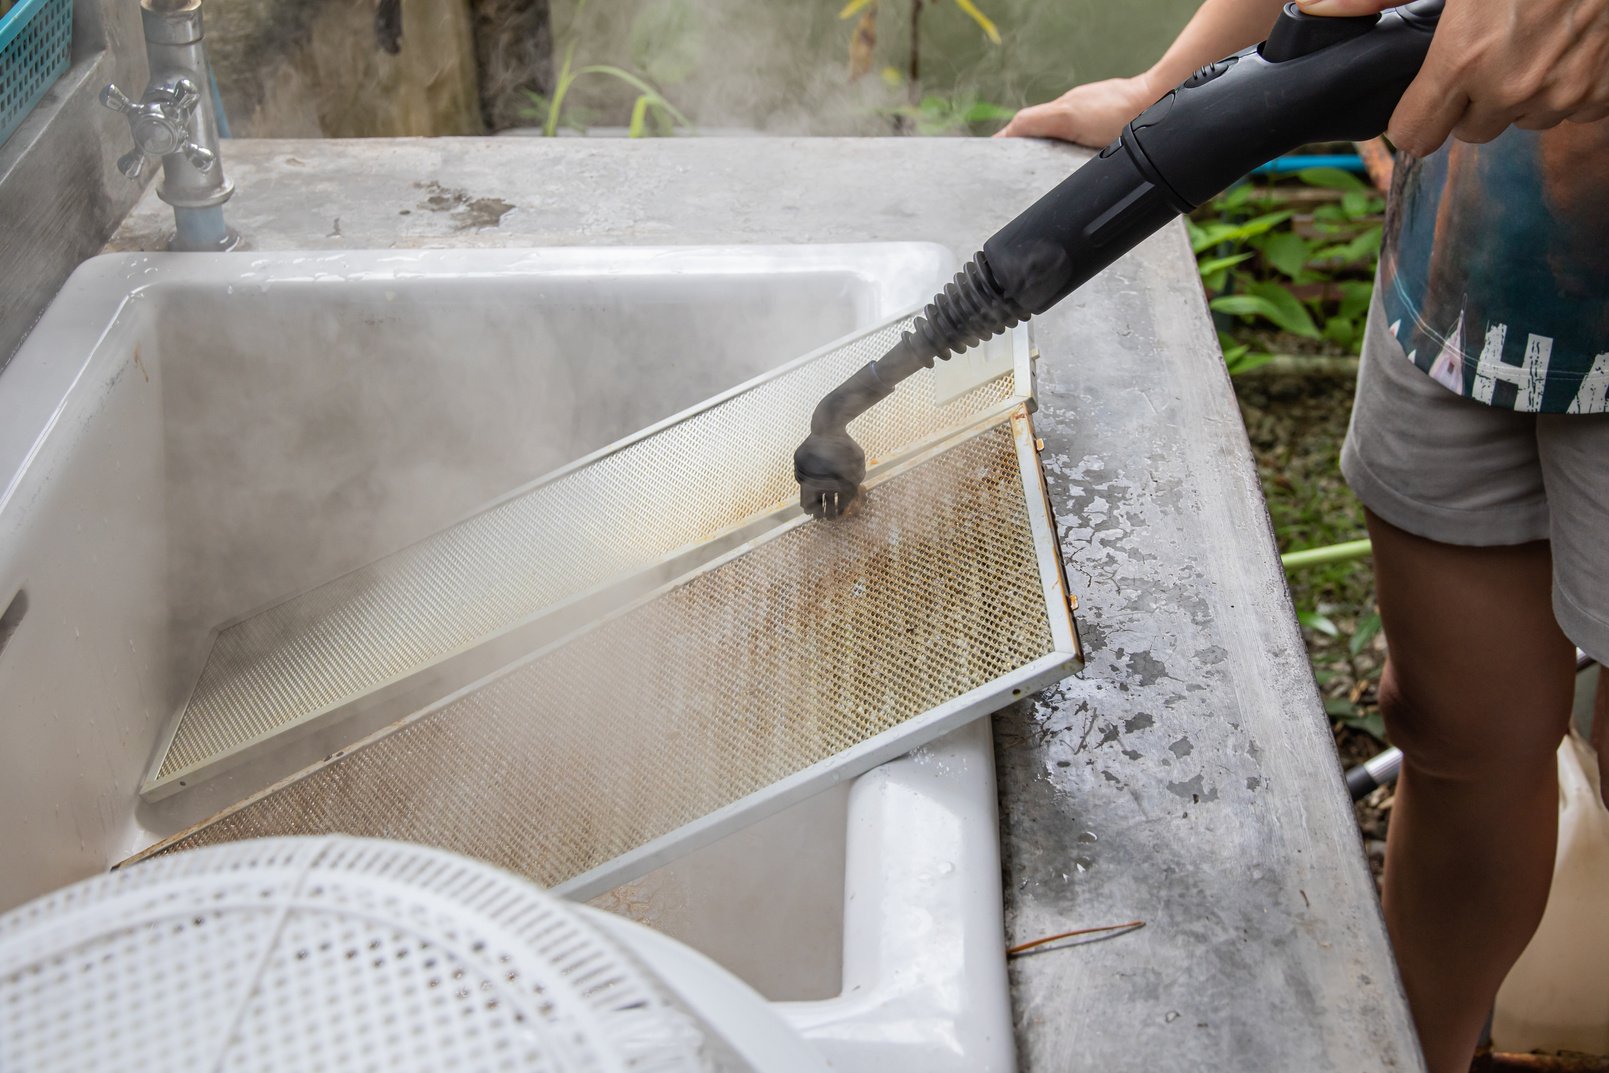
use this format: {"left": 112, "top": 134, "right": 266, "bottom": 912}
{"left": 1367, "top": 509, "right": 1576, "bottom": 1073}
{"left": 1340, "top": 293, "right": 1577, "bottom": 1069}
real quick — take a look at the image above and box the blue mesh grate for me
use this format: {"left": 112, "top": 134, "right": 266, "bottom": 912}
{"left": 1, "top": 0, "right": 73, "bottom": 148}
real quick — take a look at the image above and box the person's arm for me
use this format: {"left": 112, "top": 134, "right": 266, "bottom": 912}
{"left": 998, "top": 0, "right": 1288, "bottom": 145}
{"left": 1295, "top": 0, "right": 1609, "bottom": 154}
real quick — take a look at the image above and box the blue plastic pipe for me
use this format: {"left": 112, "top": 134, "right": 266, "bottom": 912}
{"left": 1253, "top": 153, "right": 1366, "bottom": 175}
{"left": 209, "top": 69, "right": 231, "bottom": 139}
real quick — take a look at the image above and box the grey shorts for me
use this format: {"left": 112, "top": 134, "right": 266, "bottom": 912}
{"left": 1340, "top": 297, "right": 1609, "bottom": 664}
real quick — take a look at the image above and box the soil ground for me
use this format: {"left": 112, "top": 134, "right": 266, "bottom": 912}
{"left": 1232, "top": 367, "right": 1393, "bottom": 885}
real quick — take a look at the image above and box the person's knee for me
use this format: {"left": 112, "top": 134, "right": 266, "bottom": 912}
{"left": 1594, "top": 668, "right": 1609, "bottom": 811}
{"left": 1378, "top": 665, "right": 1565, "bottom": 784}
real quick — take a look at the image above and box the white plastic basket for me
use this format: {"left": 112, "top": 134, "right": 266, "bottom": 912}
{"left": 0, "top": 836, "right": 829, "bottom": 1073}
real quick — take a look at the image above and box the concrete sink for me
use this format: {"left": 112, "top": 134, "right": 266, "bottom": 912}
{"left": 0, "top": 244, "right": 1014, "bottom": 1071}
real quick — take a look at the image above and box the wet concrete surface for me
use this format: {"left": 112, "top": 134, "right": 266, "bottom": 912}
{"left": 105, "top": 136, "right": 1419, "bottom": 1072}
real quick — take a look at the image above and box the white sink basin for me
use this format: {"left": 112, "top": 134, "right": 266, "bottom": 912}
{"left": 0, "top": 244, "right": 1014, "bottom": 1072}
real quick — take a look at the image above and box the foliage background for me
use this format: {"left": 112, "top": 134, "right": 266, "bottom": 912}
{"left": 543, "top": 0, "right": 1201, "bottom": 134}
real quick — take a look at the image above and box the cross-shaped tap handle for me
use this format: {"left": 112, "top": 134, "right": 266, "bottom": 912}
{"left": 100, "top": 78, "right": 210, "bottom": 178}
{"left": 101, "top": 83, "right": 136, "bottom": 114}
{"left": 166, "top": 78, "right": 201, "bottom": 119}
{"left": 180, "top": 141, "right": 217, "bottom": 172}
{"left": 115, "top": 149, "right": 147, "bottom": 180}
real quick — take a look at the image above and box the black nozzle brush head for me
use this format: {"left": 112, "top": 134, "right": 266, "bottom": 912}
{"left": 793, "top": 345, "right": 919, "bottom": 521}
{"left": 793, "top": 254, "right": 1024, "bottom": 521}
{"left": 794, "top": 430, "right": 867, "bottom": 520}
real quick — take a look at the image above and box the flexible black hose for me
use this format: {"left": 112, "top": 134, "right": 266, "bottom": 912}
{"left": 807, "top": 252, "right": 1025, "bottom": 438}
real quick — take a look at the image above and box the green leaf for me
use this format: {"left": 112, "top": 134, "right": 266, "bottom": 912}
{"left": 952, "top": 0, "right": 1002, "bottom": 43}
{"left": 1198, "top": 251, "right": 1255, "bottom": 290}
{"left": 572, "top": 65, "right": 693, "bottom": 130}
{"left": 1312, "top": 203, "right": 1348, "bottom": 225}
{"left": 1337, "top": 280, "right": 1373, "bottom": 321}
{"left": 1341, "top": 710, "right": 1388, "bottom": 743}
{"left": 1246, "top": 280, "right": 1322, "bottom": 338}
{"left": 1349, "top": 611, "right": 1384, "bottom": 657}
{"left": 1260, "top": 230, "right": 1315, "bottom": 279}
{"left": 627, "top": 95, "right": 651, "bottom": 138}
{"left": 1323, "top": 696, "right": 1357, "bottom": 717}
{"left": 1341, "top": 189, "right": 1373, "bottom": 218}
{"left": 1188, "top": 210, "right": 1294, "bottom": 253}
{"left": 518, "top": 90, "right": 551, "bottom": 121}
{"left": 1314, "top": 225, "right": 1382, "bottom": 266}
{"left": 1211, "top": 293, "right": 1284, "bottom": 318}
{"left": 1198, "top": 251, "right": 1255, "bottom": 277}
{"left": 1218, "top": 183, "right": 1256, "bottom": 211}
{"left": 963, "top": 100, "right": 1017, "bottom": 122}
{"left": 1224, "top": 346, "right": 1274, "bottom": 376}
{"left": 1323, "top": 315, "right": 1361, "bottom": 350}
{"left": 1211, "top": 283, "right": 1321, "bottom": 339}
{"left": 1295, "top": 166, "right": 1369, "bottom": 194}
{"left": 544, "top": 39, "right": 581, "bottom": 137}
{"left": 1298, "top": 609, "right": 1341, "bottom": 637}
{"left": 1225, "top": 209, "right": 1296, "bottom": 244}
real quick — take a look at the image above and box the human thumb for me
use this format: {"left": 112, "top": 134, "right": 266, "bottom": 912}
{"left": 1294, "top": 0, "right": 1400, "bottom": 15}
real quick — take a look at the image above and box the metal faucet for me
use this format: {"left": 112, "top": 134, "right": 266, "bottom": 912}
{"left": 101, "top": 0, "right": 237, "bottom": 251}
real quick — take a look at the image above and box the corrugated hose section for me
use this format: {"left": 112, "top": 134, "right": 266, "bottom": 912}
{"left": 142, "top": 421, "right": 1056, "bottom": 889}
{"left": 152, "top": 319, "right": 1023, "bottom": 791}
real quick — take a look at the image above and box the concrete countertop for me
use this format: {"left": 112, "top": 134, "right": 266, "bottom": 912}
{"left": 109, "top": 136, "right": 1421, "bottom": 1073}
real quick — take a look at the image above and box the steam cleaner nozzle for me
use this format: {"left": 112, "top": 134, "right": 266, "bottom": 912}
{"left": 795, "top": 0, "right": 1442, "bottom": 520}
{"left": 794, "top": 259, "right": 1023, "bottom": 519}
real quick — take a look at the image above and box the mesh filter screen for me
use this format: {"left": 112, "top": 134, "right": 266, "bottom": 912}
{"left": 139, "top": 421, "right": 1064, "bottom": 892}
{"left": 151, "top": 319, "right": 1027, "bottom": 793}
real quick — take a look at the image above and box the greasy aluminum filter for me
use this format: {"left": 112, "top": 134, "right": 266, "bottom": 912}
{"left": 143, "top": 317, "right": 1033, "bottom": 799}
{"left": 128, "top": 410, "right": 1081, "bottom": 898}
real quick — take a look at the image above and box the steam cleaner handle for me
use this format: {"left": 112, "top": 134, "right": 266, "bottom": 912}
{"left": 974, "top": 0, "right": 1442, "bottom": 324}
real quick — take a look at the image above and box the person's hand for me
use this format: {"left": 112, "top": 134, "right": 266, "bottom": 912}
{"left": 994, "top": 75, "right": 1163, "bottom": 146}
{"left": 1296, "top": 0, "right": 1609, "bottom": 154}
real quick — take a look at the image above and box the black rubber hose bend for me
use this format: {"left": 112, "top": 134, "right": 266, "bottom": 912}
{"left": 807, "top": 251, "right": 1026, "bottom": 437}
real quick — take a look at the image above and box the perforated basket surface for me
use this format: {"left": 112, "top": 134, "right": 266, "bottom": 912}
{"left": 0, "top": 836, "right": 720, "bottom": 1073}
{"left": 0, "top": 0, "right": 71, "bottom": 147}
{"left": 135, "top": 417, "right": 1074, "bottom": 895}
{"left": 148, "top": 318, "right": 1027, "bottom": 794}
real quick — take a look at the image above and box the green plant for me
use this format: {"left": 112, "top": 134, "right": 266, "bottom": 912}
{"left": 518, "top": 2, "right": 691, "bottom": 137}
{"left": 838, "top": 0, "right": 1001, "bottom": 45}
{"left": 1303, "top": 603, "right": 1388, "bottom": 743}
{"left": 1191, "top": 167, "right": 1385, "bottom": 369}
{"left": 889, "top": 93, "right": 1014, "bottom": 135}
{"left": 869, "top": 68, "right": 1013, "bottom": 134}
{"left": 837, "top": 0, "right": 1005, "bottom": 134}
